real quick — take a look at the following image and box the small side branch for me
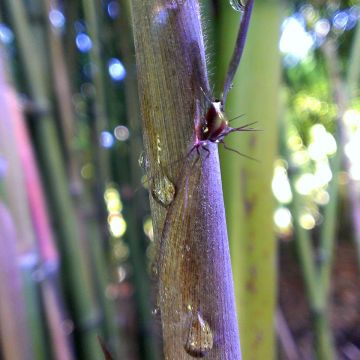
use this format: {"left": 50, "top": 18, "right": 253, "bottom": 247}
{"left": 222, "top": 0, "right": 254, "bottom": 106}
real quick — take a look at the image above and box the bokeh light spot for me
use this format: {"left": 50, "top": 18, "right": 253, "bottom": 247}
{"left": 108, "top": 214, "right": 127, "bottom": 238}
{"left": 108, "top": 58, "right": 126, "bottom": 81}
{"left": 114, "top": 125, "right": 130, "bottom": 141}
{"left": 81, "top": 163, "right": 94, "bottom": 179}
{"left": 280, "top": 16, "right": 314, "bottom": 63}
{"left": 274, "top": 207, "right": 292, "bottom": 230}
{"left": 107, "top": 1, "right": 120, "bottom": 19}
{"left": 0, "top": 23, "right": 14, "bottom": 44}
{"left": 49, "top": 9, "right": 65, "bottom": 29}
{"left": 76, "top": 33, "right": 92, "bottom": 52}
{"left": 299, "top": 213, "right": 316, "bottom": 230}
{"left": 100, "top": 131, "right": 115, "bottom": 148}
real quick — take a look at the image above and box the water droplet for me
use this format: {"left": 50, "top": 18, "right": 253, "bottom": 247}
{"left": 229, "top": 0, "right": 245, "bottom": 12}
{"left": 156, "top": 135, "right": 162, "bottom": 165}
{"left": 152, "top": 306, "right": 160, "bottom": 316}
{"left": 184, "top": 313, "right": 213, "bottom": 358}
{"left": 150, "top": 262, "right": 158, "bottom": 277}
{"left": 152, "top": 174, "right": 176, "bottom": 207}
{"left": 138, "top": 151, "right": 148, "bottom": 170}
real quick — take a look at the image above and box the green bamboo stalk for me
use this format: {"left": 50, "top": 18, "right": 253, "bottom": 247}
{"left": 82, "top": 0, "right": 110, "bottom": 185}
{"left": 42, "top": 0, "right": 78, "bottom": 179}
{"left": 344, "top": 22, "right": 360, "bottom": 269}
{"left": 21, "top": 268, "right": 50, "bottom": 360}
{"left": 284, "top": 30, "right": 360, "bottom": 360}
{"left": 290, "top": 182, "right": 322, "bottom": 311}
{"left": 310, "top": 31, "right": 360, "bottom": 358}
{"left": 346, "top": 22, "right": 360, "bottom": 98}
{"left": 63, "top": 0, "right": 78, "bottom": 86}
{"left": 217, "top": 1, "right": 281, "bottom": 358}
{"left": 289, "top": 172, "right": 335, "bottom": 359}
{"left": 114, "top": 3, "right": 161, "bottom": 358}
{"left": 77, "top": 8, "right": 124, "bottom": 352}
{"left": 42, "top": 2, "right": 122, "bottom": 355}
{"left": 3, "top": 1, "right": 103, "bottom": 358}
{"left": 282, "top": 105, "right": 334, "bottom": 357}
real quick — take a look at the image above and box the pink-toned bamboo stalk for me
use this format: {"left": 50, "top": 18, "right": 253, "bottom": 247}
{"left": 12, "top": 90, "right": 75, "bottom": 360}
{"left": 0, "top": 203, "right": 32, "bottom": 360}
{"left": 0, "top": 52, "right": 73, "bottom": 360}
{"left": 10, "top": 91, "right": 58, "bottom": 264}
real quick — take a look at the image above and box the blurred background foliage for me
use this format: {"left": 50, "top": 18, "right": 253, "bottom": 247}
{"left": 0, "top": 0, "right": 360, "bottom": 359}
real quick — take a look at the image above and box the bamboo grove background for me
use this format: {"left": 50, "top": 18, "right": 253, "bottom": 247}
{"left": 0, "top": 0, "right": 360, "bottom": 359}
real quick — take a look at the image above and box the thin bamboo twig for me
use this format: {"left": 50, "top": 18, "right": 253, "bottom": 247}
{"left": 290, "top": 181, "right": 322, "bottom": 311}
{"left": 276, "top": 308, "right": 301, "bottom": 360}
{"left": 222, "top": 0, "right": 254, "bottom": 105}
{"left": 320, "top": 40, "right": 348, "bottom": 307}
{"left": 288, "top": 145, "right": 335, "bottom": 359}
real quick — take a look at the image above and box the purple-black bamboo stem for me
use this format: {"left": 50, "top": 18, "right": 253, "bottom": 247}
{"left": 131, "top": 0, "right": 241, "bottom": 358}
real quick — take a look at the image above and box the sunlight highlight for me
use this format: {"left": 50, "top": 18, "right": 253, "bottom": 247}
{"left": 280, "top": 16, "right": 314, "bottom": 64}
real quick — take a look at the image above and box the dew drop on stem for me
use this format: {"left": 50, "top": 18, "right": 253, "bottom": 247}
{"left": 229, "top": 0, "right": 245, "bottom": 12}
{"left": 184, "top": 313, "right": 214, "bottom": 358}
{"left": 151, "top": 306, "right": 160, "bottom": 316}
{"left": 152, "top": 173, "right": 176, "bottom": 207}
{"left": 138, "top": 151, "right": 148, "bottom": 170}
